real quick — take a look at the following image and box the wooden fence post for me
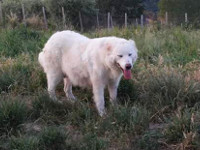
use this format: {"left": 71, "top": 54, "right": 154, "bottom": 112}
{"left": 62, "top": 7, "right": 66, "bottom": 29}
{"left": 79, "top": 11, "right": 83, "bottom": 32}
{"left": 136, "top": 18, "right": 138, "bottom": 26}
{"left": 125, "top": 13, "right": 127, "bottom": 28}
{"left": 21, "top": 3, "right": 26, "bottom": 27}
{"left": 141, "top": 14, "right": 144, "bottom": 27}
{"left": 185, "top": 13, "right": 188, "bottom": 23}
{"left": 42, "top": 7, "right": 48, "bottom": 29}
{"left": 96, "top": 11, "right": 99, "bottom": 29}
{"left": 110, "top": 14, "right": 113, "bottom": 28}
{"left": 107, "top": 12, "right": 110, "bottom": 29}
{"left": 165, "top": 12, "right": 168, "bottom": 25}
{"left": 0, "top": 1, "right": 3, "bottom": 25}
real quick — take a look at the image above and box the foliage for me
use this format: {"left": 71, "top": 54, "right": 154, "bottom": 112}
{"left": 96, "top": 0, "right": 144, "bottom": 18}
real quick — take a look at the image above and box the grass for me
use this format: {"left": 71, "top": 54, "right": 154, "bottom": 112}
{"left": 0, "top": 98, "right": 28, "bottom": 134}
{"left": 0, "top": 26, "right": 200, "bottom": 149}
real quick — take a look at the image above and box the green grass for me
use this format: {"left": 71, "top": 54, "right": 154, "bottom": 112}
{"left": 0, "top": 26, "right": 200, "bottom": 149}
{"left": 0, "top": 98, "right": 28, "bottom": 134}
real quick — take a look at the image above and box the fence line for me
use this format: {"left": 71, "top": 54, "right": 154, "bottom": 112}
{"left": 0, "top": 1, "right": 195, "bottom": 31}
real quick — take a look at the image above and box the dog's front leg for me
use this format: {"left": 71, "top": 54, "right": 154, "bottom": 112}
{"left": 108, "top": 78, "right": 121, "bottom": 105}
{"left": 108, "top": 82, "right": 118, "bottom": 105}
{"left": 92, "top": 81, "right": 106, "bottom": 116}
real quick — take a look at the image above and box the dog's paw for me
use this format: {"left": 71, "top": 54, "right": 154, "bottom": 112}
{"left": 99, "top": 109, "right": 107, "bottom": 117}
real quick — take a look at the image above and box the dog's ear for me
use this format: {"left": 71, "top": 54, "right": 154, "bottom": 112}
{"left": 129, "top": 39, "right": 136, "bottom": 46}
{"left": 129, "top": 39, "right": 138, "bottom": 52}
{"left": 106, "top": 43, "right": 112, "bottom": 52}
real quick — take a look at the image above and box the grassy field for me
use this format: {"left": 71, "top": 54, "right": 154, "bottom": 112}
{"left": 0, "top": 26, "right": 200, "bottom": 150}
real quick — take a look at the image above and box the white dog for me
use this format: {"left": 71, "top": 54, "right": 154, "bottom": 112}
{"left": 38, "top": 30, "right": 138, "bottom": 116}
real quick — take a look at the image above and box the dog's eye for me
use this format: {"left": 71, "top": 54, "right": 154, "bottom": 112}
{"left": 118, "top": 55, "right": 123, "bottom": 58}
{"left": 128, "top": 53, "right": 132, "bottom": 56}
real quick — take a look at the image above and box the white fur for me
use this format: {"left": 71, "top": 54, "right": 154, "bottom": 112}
{"left": 38, "top": 30, "right": 138, "bottom": 116}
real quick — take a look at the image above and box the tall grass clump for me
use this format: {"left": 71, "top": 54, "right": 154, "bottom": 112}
{"left": 164, "top": 109, "right": 200, "bottom": 149}
{"left": 110, "top": 105, "right": 149, "bottom": 134}
{"left": 137, "top": 130, "right": 163, "bottom": 150}
{"left": 39, "top": 126, "right": 68, "bottom": 150}
{"left": 0, "top": 27, "right": 49, "bottom": 57}
{"left": 0, "top": 54, "right": 46, "bottom": 94}
{"left": 137, "top": 65, "right": 200, "bottom": 114}
{"left": 10, "top": 136, "right": 39, "bottom": 150}
{"left": 79, "top": 133, "right": 108, "bottom": 150}
{"left": 118, "top": 79, "right": 137, "bottom": 102}
{"left": 95, "top": 104, "right": 149, "bottom": 137}
{"left": 0, "top": 99, "right": 28, "bottom": 134}
{"left": 32, "top": 93, "right": 70, "bottom": 122}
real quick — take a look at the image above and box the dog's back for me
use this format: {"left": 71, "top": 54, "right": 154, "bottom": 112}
{"left": 38, "top": 30, "right": 89, "bottom": 73}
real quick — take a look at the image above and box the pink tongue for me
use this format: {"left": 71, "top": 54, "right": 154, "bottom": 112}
{"left": 123, "top": 70, "right": 132, "bottom": 79}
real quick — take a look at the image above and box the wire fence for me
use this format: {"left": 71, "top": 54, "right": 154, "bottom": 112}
{"left": 0, "top": 2, "right": 198, "bottom": 31}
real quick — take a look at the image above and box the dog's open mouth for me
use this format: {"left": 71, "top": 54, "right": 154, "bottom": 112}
{"left": 117, "top": 63, "right": 132, "bottom": 80}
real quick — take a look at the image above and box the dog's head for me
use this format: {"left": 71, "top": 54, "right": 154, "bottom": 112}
{"left": 106, "top": 39, "right": 138, "bottom": 79}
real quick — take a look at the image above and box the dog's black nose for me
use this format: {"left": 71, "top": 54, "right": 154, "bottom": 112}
{"left": 125, "top": 64, "right": 132, "bottom": 70}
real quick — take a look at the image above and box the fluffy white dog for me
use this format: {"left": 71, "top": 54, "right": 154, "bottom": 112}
{"left": 38, "top": 30, "right": 138, "bottom": 116}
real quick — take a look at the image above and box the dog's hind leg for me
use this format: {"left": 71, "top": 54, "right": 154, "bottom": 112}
{"left": 63, "top": 77, "right": 76, "bottom": 101}
{"left": 47, "top": 73, "right": 62, "bottom": 101}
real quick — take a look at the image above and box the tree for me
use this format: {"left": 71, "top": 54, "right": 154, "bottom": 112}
{"left": 96, "top": 0, "right": 144, "bottom": 18}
